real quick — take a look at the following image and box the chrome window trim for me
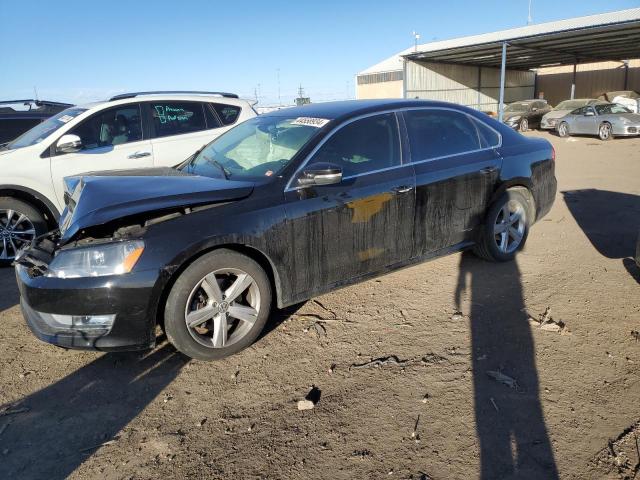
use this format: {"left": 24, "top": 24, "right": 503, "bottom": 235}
{"left": 285, "top": 109, "right": 403, "bottom": 192}
{"left": 284, "top": 106, "right": 503, "bottom": 192}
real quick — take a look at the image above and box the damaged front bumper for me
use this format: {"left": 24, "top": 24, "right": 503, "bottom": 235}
{"left": 15, "top": 236, "right": 160, "bottom": 351}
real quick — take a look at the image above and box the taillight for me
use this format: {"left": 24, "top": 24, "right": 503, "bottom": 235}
{"left": 551, "top": 146, "right": 556, "bottom": 162}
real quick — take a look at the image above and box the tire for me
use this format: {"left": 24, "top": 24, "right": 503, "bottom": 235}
{"left": 557, "top": 122, "right": 570, "bottom": 137}
{"left": 473, "top": 189, "right": 532, "bottom": 262}
{"left": 164, "top": 249, "right": 272, "bottom": 361}
{"left": 0, "top": 197, "right": 47, "bottom": 266}
{"left": 598, "top": 122, "right": 613, "bottom": 141}
{"left": 519, "top": 118, "right": 528, "bottom": 132}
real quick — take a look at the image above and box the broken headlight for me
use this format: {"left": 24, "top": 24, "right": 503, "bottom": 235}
{"left": 46, "top": 240, "right": 145, "bottom": 279}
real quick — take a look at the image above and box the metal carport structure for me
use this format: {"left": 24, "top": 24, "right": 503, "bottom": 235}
{"left": 402, "top": 8, "right": 640, "bottom": 120}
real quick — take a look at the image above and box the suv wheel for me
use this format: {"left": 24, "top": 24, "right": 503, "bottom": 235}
{"left": 0, "top": 197, "right": 47, "bottom": 266}
{"left": 473, "top": 189, "right": 532, "bottom": 262}
{"left": 164, "top": 249, "right": 272, "bottom": 360}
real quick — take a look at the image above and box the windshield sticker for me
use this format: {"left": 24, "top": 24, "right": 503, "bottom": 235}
{"left": 58, "top": 115, "right": 74, "bottom": 123}
{"left": 291, "top": 117, "right": 330, "bottom": 128}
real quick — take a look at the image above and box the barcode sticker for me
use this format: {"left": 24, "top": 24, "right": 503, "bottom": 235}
{"left": 291, "top": 117, "right": 330, "bottom": 128}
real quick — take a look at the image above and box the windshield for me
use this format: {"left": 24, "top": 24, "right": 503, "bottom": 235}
{"left": 181, "top": 115, "right": 325, "bottom": 180}
{"left": 504, "top": 102, "right": 531, "bottom": 112}
{"left": 595, "top": 104, "right": 631, "bottom": 115}
{"left": 555, "top": 100, "right": 589, "bottom": 110}
{"left": 6, "top": 107, "right": 87, "bottom": 150}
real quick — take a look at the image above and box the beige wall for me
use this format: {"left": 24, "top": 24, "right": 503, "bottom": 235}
{"left": 356, "top": 79, "right": 403, "bottom": 99}
{"left": 536, "top": 59, "right": 640, "bottom": 106}
{"left": 406, "top": 61, "right": 535, "bottom": 112}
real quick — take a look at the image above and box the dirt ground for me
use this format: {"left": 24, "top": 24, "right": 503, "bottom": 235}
{"left": 0, "top": 130, "right": 639, "bottom": 480}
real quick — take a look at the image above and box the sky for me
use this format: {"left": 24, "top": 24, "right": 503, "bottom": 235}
{"left": 1, "top": 0, "right": 638, "bottom": 106}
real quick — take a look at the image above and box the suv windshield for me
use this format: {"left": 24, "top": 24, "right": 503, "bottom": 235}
{"left": 595, "top": 103, "right": 631, "bottom": 115}
{"left": 504, "top": 102, "right": 531, "bottom": 112}
{"left": 181, "top": 115, "right": 325, "bottom": 180}
{"left": 6, "top": 107, "right": 87, "bottom": 150}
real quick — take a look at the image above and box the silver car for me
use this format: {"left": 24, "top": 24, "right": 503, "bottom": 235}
{"left": 556, "top": 103, "right": 640, "bottom": 140}
{"left": 540, "top": 99, "right": 606, "bottom": 130}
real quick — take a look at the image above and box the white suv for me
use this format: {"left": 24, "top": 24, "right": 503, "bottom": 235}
{"left": 0, "top": 91, "right": 256, "bottom": 263}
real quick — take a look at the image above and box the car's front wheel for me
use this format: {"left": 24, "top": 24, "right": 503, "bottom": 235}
{"left": 519, "top": 118, "right": 528, "bottom": 132}
{"left": 598, "top": 122, "right": 613, "bottom": 141}
{"left": 557, "top": 122, "right": 570, "bottom": 137}
{"left": 473, "top": 189, "right": 532, "bottom": 262}
{"left": 164, "top": 249, "right": 272, "bottom": 360}
{"left": 0, "top": 197, "right": 47, "bottom": 266}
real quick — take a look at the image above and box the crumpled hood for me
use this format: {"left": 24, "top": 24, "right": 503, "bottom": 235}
{"left": 59, "top": 167, "right": 254, "bottom": 242}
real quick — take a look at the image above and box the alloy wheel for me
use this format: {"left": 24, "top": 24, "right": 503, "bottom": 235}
{"left": 493, "top": 201, "right": 526, "bottom": 254}
{"left": 0, "top": 209, "right": 36, "bottom": 261}
{"left": 184, "top": 268, "right": 261, "bottom": 349}
{"left": 558, "top": 123, "right": 568, "bottom": 137}
{"left": 599, "top": 123, "right": 611, "bottom": 140}
{"left": 520, "top": 118, "right": 528, "bottom": 132}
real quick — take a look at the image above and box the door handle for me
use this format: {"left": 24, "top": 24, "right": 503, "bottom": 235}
{"left": 392, "top": 185, "right": 413, "bottom": 194}
{"left": 127, "top": 151, "right": 151, "bottom": 159}
{"left": 480, "top": 166, "right": 498, "bottom": 175}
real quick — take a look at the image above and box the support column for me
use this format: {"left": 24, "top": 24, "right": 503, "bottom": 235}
{"left": 623, "top": 60, "right": 629, "bottom": 90}
{"left": 498, "top": 42, "right": 507, "bottom": 122}
{"left": 570, "top": 63, "right": 577, "bottom": 99}
{"left": 402, "top": 59, "right": 408, "bottom": 99}
{"left": 477, "top": 66, "right": 482, "bottom": 110}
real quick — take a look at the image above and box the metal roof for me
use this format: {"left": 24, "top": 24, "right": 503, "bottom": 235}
{"left": 359, "top": 8, "right": 640, "bottom": 74}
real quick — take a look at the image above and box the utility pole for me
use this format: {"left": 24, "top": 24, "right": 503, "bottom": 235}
{"left": 412, "top": 31, "right": 421, "bottom": 52}
{"left": 527, "top": 0, "right": 533, "bottom": 25}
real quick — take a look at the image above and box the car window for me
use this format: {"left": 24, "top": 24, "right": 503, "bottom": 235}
{"left": 571, "top": 107, "right": 585, "bottom": 115}
{"left": 149, "top": 101, "right": 206, "bottom": 138}
{"left": 405, "top": 109, "right": 480, "bottom": 161}
{"left": 6, "top": 107, "right": 87, "bottom": 150}
{"left": 203, "top": 104, "right": 222, "bottom": 129}
{"left": 69, "top": 105, "right": 142, "bottom": 150}
{"left": 212, "top": 104, "right": 241, "bottom": 126}
{"left": 595, "top": 103, "right": 631, "bottom": 115}
{"left": 473, "top": 118, "right": 500, "bottom": 148}
{"left": 307, "top": 113, "right": 400, "bottom": 177}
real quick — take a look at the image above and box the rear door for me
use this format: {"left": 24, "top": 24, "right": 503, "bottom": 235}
{"left": 403, "top": 108, "right": 502, "bottom": 255}
{"left": 50, "top": 103, "right": 153, "bottom": 204}
{"left": 146, "top": 101, "right": 234, "bottom": 166}
{"left": 284, "top": 112, "right": 415, "bottom": 298}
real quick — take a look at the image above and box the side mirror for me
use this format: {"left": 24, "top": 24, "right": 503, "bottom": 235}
{"left": 56, "top": 134, "right": 82, "bottom": 154}
{"left": 532, "top": 107, "right": 538, "bottom": 112}
{"left": 584, "top": 111, "right": 595, "bottom": 117}
{"left": 297, "top": 163, "right": 342, "bottom": 187}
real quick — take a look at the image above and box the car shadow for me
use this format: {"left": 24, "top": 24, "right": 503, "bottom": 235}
{"left": 455, "top": 252, "right": 559, "bottom": 479}
{"left": 0, "top": 344, "right": 189, "bottom": 480}
{"left": 0, "top": 267, "right": 19, "bottom": 312}
{"left": 563, "top": 189, "right": 640, "bottom": 283}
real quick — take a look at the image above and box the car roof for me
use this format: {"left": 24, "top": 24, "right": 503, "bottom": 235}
{"left": 76, "top": 94, "right": 251, "bottom": 111}
{"left": 262, "top": 99, "right": 479, "bottom": 122}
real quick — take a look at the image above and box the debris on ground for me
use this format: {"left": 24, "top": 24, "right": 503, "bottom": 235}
{"left": 197, "top": 418, "right": 207, "bottom": 427}
{"left": 420, "top": 353, "right": 448, "bottom": 365}
{"left": 528, "top": 307, "right": 569, "bottom": 334}
{"left": 411, "top": 415, "right": 421, "bottom": 442}
{"left": 486, "top": 370, "right": 519, "bottom": 390}
{"left": 298, "top": 385, "right": 322, "bottom": 410}
{"left": 421, "top": 394, "right": 429, "bottom": 403}
{"left": 314, "top": 322, "right": 327, "bottom": 337}
{"left": 350, "top": 355, "right": 409, "bottom": 369}
{"left": 590, "top": 420, "right": 640, "bottom": 479}
{"left": 450, "top": 311, "right": 465, "bottom": 321}
{"left": 631, "top": 330, "right": 640, "bottom": 342}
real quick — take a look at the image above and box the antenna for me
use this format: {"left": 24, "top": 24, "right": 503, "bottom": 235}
{"left": 412, "top": 31, "right": 421, "bottom": 52}
{"left": 527, "top": 0, "right": 533, "bottom": 25}
{"left": 33, "top": 86, "right": 39, "bottom": 101}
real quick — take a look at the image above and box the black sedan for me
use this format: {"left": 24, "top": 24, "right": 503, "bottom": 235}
{"left": 502, "top": 99, "right": 552, "bottom": 132}
{"left": 15, "top": 99, "right": 557, "bottom": 360}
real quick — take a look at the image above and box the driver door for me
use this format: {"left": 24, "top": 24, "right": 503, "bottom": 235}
{"left": 50, "top": 104, "right": 153, "bottom": 205}
{"left": 573, "top": 106, "right": 597, "bottom": 134}
{"left": 283, "top": 112, "right": 416, "bottom": 301}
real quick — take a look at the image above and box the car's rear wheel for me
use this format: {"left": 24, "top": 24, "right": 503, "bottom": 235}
{"left": 0, "top": 197, "right": 46, "bottom": 266}
{"left": 164, "top": 249, "right": 272, "bottom": 360}
{"left": 519, "top": 118, "right": 528, "bottom": 132}
{"left": 473, "top": 189, "right": 532, "bottom": 262}
{"left": 598, "top": 122, "right": 613, "bottom": 141}
{"left": 557, "top": 122, "right": 570, "bottom": 137}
